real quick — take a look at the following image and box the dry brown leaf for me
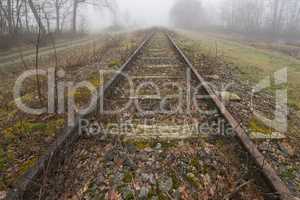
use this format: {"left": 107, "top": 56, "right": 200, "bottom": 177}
{"left": 106, "top": 190, "right": 121, "bottom": 200}
{"left": 179, "top": 186, "right": 190, "bottom": 200}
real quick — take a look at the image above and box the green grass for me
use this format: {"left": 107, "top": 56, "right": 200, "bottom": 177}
{"left": 0, "top": 147, "right": 5, "bottom": 171}
{"left": 179, "top": 30, "right": 300, "bottom": 110}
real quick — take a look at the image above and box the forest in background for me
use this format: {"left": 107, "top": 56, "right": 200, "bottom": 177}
{"left": 171, "top": 0, "right": 300, "bottom": 40}
{"left": 1, "top": 0, "right": 300, "bottom": 49}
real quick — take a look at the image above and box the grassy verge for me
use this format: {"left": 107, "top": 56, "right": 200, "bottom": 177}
{"left": 0, "top": 30, "right": 147, "bottom": 191}
{"left": 176, "top": 30, "right": 300, "bottom": 110}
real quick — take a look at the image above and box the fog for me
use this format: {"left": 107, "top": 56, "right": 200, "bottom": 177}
{"left": 86, "top": 0, "right": 222, "bottom": 32}
{"left": 1, "top": 0, "right": 299, "bottom": 40}
{"left": 87, "top": 0, "right": 176, "bottom": 31}
{"left": 117, "top": 0, "right": 175, "bottom": 26}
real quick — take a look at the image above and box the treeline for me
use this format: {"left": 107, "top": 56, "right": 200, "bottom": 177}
{"left": 221, "top": 0, "right": 300, "bottom": 38}
{"left": 170, "top": 0, "right": 207, "bottom": 30}
{"left": 170, "top": 0, "right": 300, "bottom": 40}
{"left": 0, "top": 0, "right": 117, "bottom": 36}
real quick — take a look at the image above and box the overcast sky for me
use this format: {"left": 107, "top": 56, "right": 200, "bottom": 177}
{"left": 117, "top": 0, "right": 176, "bottom": 26}
{"left": 87, "top": 0, "right": 222, "bottom": 31}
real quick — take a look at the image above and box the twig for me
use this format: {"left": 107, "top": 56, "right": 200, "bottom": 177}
{"left": 38, "top": 152, "right": 54, "bottom": 200}
{"left": 215, "top": 40, "right": 218, "bottom": 59}
{"left": 50, "top": 33, "right": 59, "bottom": 113}
{"left": 18, "top": 48, "right": 29, "bottom": 70}
{"left": 35, "top": 19, "right": 43, "bottom": 107}
{"left": 223, "top": 179, "right": 254, "bottom": 200}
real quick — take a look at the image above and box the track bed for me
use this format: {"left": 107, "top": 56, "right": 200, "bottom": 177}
{"left": 20, "top": 33, "right": 281, "bottom": 200}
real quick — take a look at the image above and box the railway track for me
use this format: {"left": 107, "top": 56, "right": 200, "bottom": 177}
{"left": 8, "top": 31, "right": 296, "bottom": 199}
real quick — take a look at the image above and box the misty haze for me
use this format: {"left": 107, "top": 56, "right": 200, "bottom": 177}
{"left": 0, "top": 0, "right": 299, "bottom": 200}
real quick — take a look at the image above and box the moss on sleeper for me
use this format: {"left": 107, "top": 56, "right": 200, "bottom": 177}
{"left": 248, "top": 117, "right": 273, "bottom": 135}
{"left": 108, "top": 60, "right": 121, "bottom": 69}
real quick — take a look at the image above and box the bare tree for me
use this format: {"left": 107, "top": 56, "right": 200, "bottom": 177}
{"left": 27, "top": 0, "right": 46, "bottom": 33}
{"left": 52, "top": 0, "right": 68, "bottom": 32}
{"left": 35, "top": 19, "right": 43, "bottom": 106}
{"left": 72, "top": 0, "right": 117, "bottom": 33}
{"left": 0, "top": 0, "right": 119, "bottom": 37}
{"left": 218, "top": 0, "right": 300, "bottom": 38}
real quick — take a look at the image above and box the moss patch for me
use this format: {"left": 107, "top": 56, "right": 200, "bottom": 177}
{"left": 46, "top": 118, "right": 65, "bottom": 136}
{"left": 18, "top": 157, "right": 37, "bottom": 176}
{"left": 281, "top": 167, "right": 297, "bottom": 180}
{"left": 123, "top": 171, "right": 134, "bottom": 183}
{"left": 0, "top": 147, "right": 5, "bottom": 171}
{"left": 88, "top": 72, "right": 104, "bottom": 87}
{"left": 248, "top": 117, "right": 273, "bottom": 135}
{"left": 108, "top": 60, "right": 121, "bottom": 69}
{"left": 3, "top": 121, "right": 47, "bottom": 142}
{"left": 130, "top": 140, "right": 151, "bottom": 150}
{"left": 186, "top": 173, "right": 202, "bottom": 190}
{"left": 3, "top": 118, "right": 64, "bottom": 143}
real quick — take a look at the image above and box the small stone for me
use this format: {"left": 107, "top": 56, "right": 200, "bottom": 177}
{"left": 206, "top": 75, "right": 220, "bottom": 80}
{"left": 144, "top": 147, "right": 153, "bottom": 152}
{"left": 148, "top": 174, "right": 156, "bottom": 185}
{"left": 0, "top": 191, "right": 7, "bottom": 200}
{"left": 124, "top": 158, "right": 136, "bottom": 170}
{"left": 113, "top": 172, "right": 124, "bottom": 185}
{"left": 155, "top": 143, "right": 162, "bottom": 150}
{"left": 279, "top": 142, "right": 295, "bottom": 156}
{"left": 220, "top": 91, "right": 241, "bottom": 102}
{"left": 139, "top": 186, "right": 149, "bottom": 198}
{"left": 159, "top": 176, "right": 173, "bottom": 193}
{"left": 95, "top": 174, "right": 105, "bottom": 185}
{"left": 104, "top": 150, "right": 115, "bottom": 161}
{"left": 126, "top": 144, "right": 137, "bottom": 154}
{"left": 141, "top": 173, "right": 149, "bottom": 182}
{"left": 141, "top": 173, "right": 156, "bottom": 184}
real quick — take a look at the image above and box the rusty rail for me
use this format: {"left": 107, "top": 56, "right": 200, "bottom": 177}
{"left": 166, "top": 33, "right": 294, "bottom": 200}
{"left": 7, "top": 30, "right": 296, "bottom": 200}
{"left": 7, "top": 32, "right": 154, "bottom": 200}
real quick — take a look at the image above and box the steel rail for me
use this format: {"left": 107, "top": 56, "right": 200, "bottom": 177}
{"left": 7, "top": 30, "right": 296, "bottom": 200}
{"left": 166, "top": 33, "right": 295, "bottom": 200}
{"left": 7, "top": 32, "right": 154, "bottom": 200}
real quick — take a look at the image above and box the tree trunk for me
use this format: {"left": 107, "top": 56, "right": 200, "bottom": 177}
{"left": 72, "top": 0, "right": 78, "bottom": 33}
{"left": 24, "top": 0, "right": 30, "bottom": 32}
{"left": 27, "top": 0, "right": 46, "bottom": 33}
{"left": 0, "top": 8, "right": 4, "bottom": 34}
{"left": 35, "top": 23, "right": 43, "bottom": 106}
{"left": 44, "top": 12, "right": 50, "bottom": 33}
{"left": 15, "top": 0, "right": 24, "bottom": 32}
{"left": 55, "top": 1, "right": 60, "bottom": 32}
{"left": 7, "top": 0, "right": 13, "bottom": 33}
{"left": 272, "top": 0, "right": 279, "bottom": 33}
